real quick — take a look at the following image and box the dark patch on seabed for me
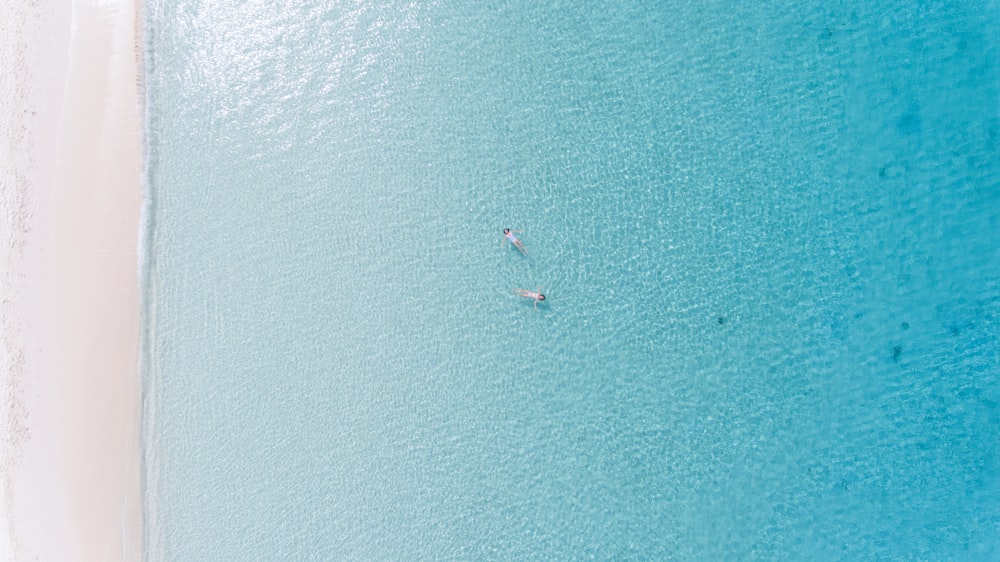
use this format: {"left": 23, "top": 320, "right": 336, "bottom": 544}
{"left": 895, "top": 101, "right": 922, "bottom": 136}
{"left": 878, "top": 162, "right": 906, "bottom": 179}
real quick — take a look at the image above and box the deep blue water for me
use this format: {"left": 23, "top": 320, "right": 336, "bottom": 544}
{"left": 142, "top": 1, "right": 1000, "bottom": 559}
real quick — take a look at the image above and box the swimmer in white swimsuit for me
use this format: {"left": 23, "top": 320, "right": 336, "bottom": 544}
{"left": 514, "top": 287, "right": 545, "bottom": 308}
{"left": 502, "top": 228, "right": 528, "bottom": 255}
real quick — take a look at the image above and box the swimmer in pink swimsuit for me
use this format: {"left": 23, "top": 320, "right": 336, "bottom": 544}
{"left": 514, "top": 287, "right": 545, "bottom": 308}
{"left": 502, "top": 228, "right": 528, "bottom": 255}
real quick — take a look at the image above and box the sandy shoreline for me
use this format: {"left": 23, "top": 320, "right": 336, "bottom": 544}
{"left": 1, "top": 0, "right": 143, "bottom": 560}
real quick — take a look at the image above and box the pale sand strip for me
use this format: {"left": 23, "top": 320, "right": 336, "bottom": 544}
{"left": 1, "top": 0, "right": 143, "bottom": 560}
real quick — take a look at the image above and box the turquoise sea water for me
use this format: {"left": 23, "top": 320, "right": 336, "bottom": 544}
{"left": 142, "top": 1, "right": 1000, "bottom": 559}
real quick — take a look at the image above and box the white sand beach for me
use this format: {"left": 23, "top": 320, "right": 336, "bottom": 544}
{"left": 1, "top": 0, "right": 143, "bottom": 560}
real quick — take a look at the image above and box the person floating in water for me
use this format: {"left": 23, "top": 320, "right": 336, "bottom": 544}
{"left": 514, "top": 287, "right": 545, "bottom": 308}
{"left": 502, "top": 228, "right": 527, "bottom": 255}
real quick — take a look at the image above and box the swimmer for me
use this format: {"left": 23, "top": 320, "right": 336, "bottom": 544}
{"left": 514, "top": 287, "right": 545, "bottom": 308}
{"left": 502, "top": 228, "right": 528, "bottom": 255}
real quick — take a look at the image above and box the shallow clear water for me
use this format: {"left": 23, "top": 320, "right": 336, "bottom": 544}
{"left": 142, "top": 1, "right": 1000, "bottom": 559}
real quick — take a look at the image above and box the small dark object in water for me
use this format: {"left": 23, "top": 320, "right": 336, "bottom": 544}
{"left": 901, "top": 322, "right": 910, "bottom": 330}
{"left": 892, "top": 345, "right": 902, "bottom": 362}
{"left": 717, "top": 316, "right": 725, "bottom": 325}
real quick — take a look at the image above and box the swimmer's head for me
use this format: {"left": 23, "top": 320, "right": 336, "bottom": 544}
{"left": 538, "top": 294, "right": 545, "bottom": 301}
{"left": 503, "top": 228, "right": 510, "bottom": 234}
